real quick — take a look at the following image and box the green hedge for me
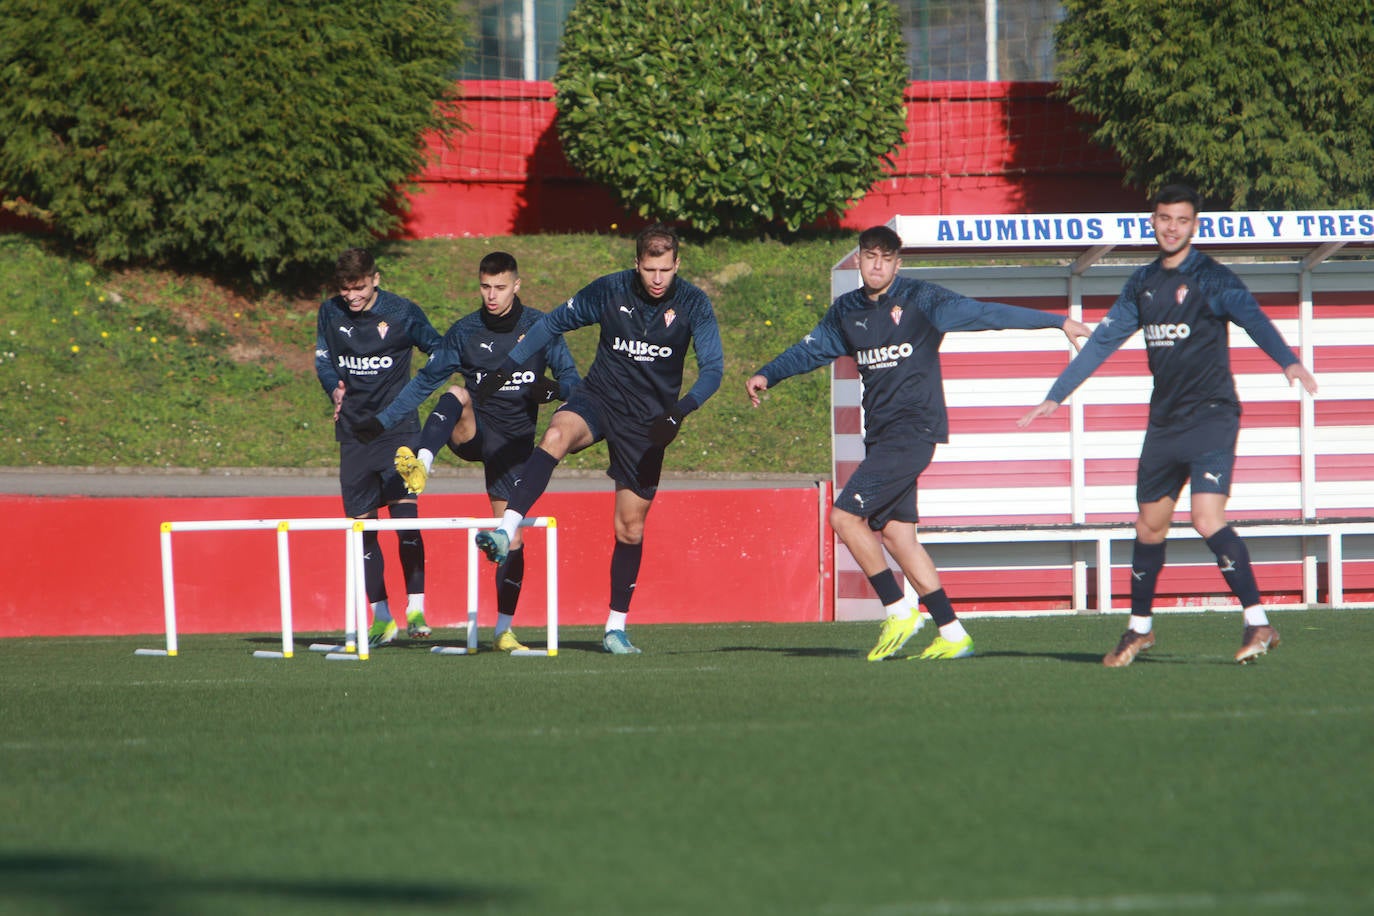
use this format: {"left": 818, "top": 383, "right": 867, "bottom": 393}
{"left": 0, "top": 0, "right": 469, "bottom": 281}
{"left": 554, "top": 0, "right": 908, "bottom": 234}
{"left": 1056, "top": 0, "right": 1374, "bottom": 209}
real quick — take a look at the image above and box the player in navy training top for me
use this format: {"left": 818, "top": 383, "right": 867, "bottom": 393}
{"left": 748, "top": 225, "right": 1090, "bottom": 663}
{"left": 314, "top": 248, "right": 443, "bottom": 647}
{"left": 373, "top": 252, "right": 580, "bottom": 652}
{"left": 471, "top": 223, "right": 725, "bottom": 655}
{"left": 1019, "top": 185, "right": 1319, "bottom": 667}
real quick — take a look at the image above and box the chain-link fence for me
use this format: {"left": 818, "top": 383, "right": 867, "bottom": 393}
{"left": 459, "top": 0, "right": 1064, "bottom": 83}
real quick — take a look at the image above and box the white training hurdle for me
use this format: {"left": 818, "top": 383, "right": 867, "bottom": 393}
{"left": 144, "top": 516, "right": 558, "bottom": 659}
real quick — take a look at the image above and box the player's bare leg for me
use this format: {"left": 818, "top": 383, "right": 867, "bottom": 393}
{"left": 883, "top": 520, "right": 973, "bottom": 660}
{"left": 830, "top": 509, "right": 923, "bottom": 660}
{"left": 602, "top": 486, "right": 651, "bottom": 655}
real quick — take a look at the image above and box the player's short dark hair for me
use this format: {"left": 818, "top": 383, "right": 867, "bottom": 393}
{"left": 1151, "top": 183, "right": 1201, "bottom": 211}
{"left": 636, "top": 223, "right": 679, "bottom": 261}
{"left": 479, "top": 251, "right": 519, "bottom": 277}
{"left": 334, "top": 248, "right": 377, "bottom": 285}
{"left": 858, "top": 225, "right": 903, "bottom": 254}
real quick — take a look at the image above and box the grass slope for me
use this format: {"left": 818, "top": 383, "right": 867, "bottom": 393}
{"left": 2, "top": 609, "right": 1371, "bottom": 915}
{"left": 0, "top": 231, "right": 853, "bottom": 474}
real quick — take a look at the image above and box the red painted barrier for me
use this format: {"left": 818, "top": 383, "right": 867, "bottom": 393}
{"left": 0, "top": 487, "right": 832, "bottom": 639}
{"left": 401, "top": 80, "right": 1138, "bottom": 238}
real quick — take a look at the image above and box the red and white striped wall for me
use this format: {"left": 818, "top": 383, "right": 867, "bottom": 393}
{"left": 830, "top": 211, "right": 1374, "bottom": 619}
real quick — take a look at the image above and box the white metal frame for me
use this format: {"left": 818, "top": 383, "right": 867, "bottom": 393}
{"left": 906, "top": 521, "right": 1374, "bottom": 614}
{"left": 146, "top": 516, "right": 557, "bottom": 659}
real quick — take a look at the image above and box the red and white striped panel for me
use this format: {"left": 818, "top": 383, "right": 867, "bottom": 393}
{"left": 830, "top": 273, "right": 1374, "bottom": 620}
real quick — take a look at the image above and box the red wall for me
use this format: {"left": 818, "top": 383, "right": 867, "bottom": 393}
{"left": 0, "top": 488, "right": 832, "bottom": 639}
{"left": 401, "top": 80, "right": 1139, "bottom": 239}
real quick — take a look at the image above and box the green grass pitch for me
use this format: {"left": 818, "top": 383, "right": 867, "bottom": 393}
{"left": 2, "top": 609, "right": 1372, "bottom": 916}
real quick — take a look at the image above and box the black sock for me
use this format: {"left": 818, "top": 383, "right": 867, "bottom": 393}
{"left": 609, "top": 541, "right": 643, "bottom": 613}
{"left": 362, "top": 530, "right": 387, "bottom": 604}
{"left": 920, "top": 588, "right": 957, "bottom": 627}
{"left": 496, "top": 545, "right": 525, "bottom": 616}
{"left": 390, "top": 502, "right": 425, "bottom": 595}
{"left": 1205, "top": 526, "right": 1261, "bottom": 607}
{"left": 1130, "top": 540, "right": 1166, "bottom": 618}
{"left": 508, "top": 447, "right": 559, "bottom": 517}
{"left": 419, "top": 392, "right": 463, "bottom": 456}
{"left": 866, "top": 570, "right": 905, "bottom": 607}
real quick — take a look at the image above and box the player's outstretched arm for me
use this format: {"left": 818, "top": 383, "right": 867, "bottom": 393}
{"left": 746, "top": 375, "right": 769, "bottom": 408}
{"left": 1285, "top": 362, "right": 1319, "bottom": 395}
{"left": 1017, "top": 399, "right": 1060, "bottom": 428}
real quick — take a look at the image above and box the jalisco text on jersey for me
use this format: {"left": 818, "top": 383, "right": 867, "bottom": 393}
{"left": 856, "top": 342, "right": 914, "bottom": 367}
{"left": 613, "top": 337, "right": 674, "bottom": 359}
{"left": 1144, "top": 322, "right": 1191, "bottom": 346}
{"left": 935, "top": 213, "right": 1374, "bottom": 244}
{"left": 337, "top": 354, "right": 395, "bottom": 370}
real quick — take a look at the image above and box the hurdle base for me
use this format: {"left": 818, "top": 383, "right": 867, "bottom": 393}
{"left": 134, "top": 648, "right": 172, "bottom": 657}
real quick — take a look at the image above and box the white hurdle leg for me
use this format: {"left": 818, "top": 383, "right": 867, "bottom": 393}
{"left": 546, "top": 518, "right": 559, "bottom": 657}
{"left": 155, "top": 522, "right": 178, "bottom": 656}
{"left": 467, "top": 527, "right": 480, "bottom": 651}
{"left": 275, "top": 522, "right": 294, "bottom": 658}
{"left": 344, "top": 526, "right": 357, "bottom": 651}
{"left": 353, "top": 522, "right": 370, "bottom": 661}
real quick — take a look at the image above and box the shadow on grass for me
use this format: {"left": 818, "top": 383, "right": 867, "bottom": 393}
{"left": 0, "top": 852, "right": 512, "bottom": 913}
{"left": 976, "top": 650, "right": 1110, "bottom": 664}
{"left": 705, "top": 645, "right": 859, "bottom": 659}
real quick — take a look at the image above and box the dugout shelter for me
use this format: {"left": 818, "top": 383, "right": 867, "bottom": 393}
{"left": 829, "top": 209, "right": 1374, "bottom": 620}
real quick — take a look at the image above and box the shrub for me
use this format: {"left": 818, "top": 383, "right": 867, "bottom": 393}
{"left": 1056, "top": 0, "right": 1374, "bottom": 209}
{"left": 0, "top": 0, "right": 468, "bottom": 281}
{"left": 554, "top": 0, "right": 908, "bottom": 234}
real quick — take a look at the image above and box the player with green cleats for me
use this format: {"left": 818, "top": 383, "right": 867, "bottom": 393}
{"left": 406, "top": 609, "right": 431, "bottom": 639}
{"left": 915, "top": 634, "right": 975, "bottom": 660}
{"left": 368, "top": 619, "right": 398, "bottom": 648}
{"left": 867, "top": 610, "right": 923, "bottom": 661}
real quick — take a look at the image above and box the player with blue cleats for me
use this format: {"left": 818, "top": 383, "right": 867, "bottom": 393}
{"left": 602, "top": 630, "right": 642, "bottom": 655}
{"left": 475, "top": 528, "right": 510, "bottom": 564}
{"left": 468, "top": 225, "right": 724, "bottom": 655}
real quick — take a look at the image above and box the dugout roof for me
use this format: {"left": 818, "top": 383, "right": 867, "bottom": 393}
{"left": 832, "top": 209, "right": 1374, "bottom": 302}
{"left": 837, "top": 209, "right": 1374, "bottom": 270}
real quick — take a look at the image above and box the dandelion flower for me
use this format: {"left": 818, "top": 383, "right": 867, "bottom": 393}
{"left": 70, "top": 345, "right": 80, "bottom": 354}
